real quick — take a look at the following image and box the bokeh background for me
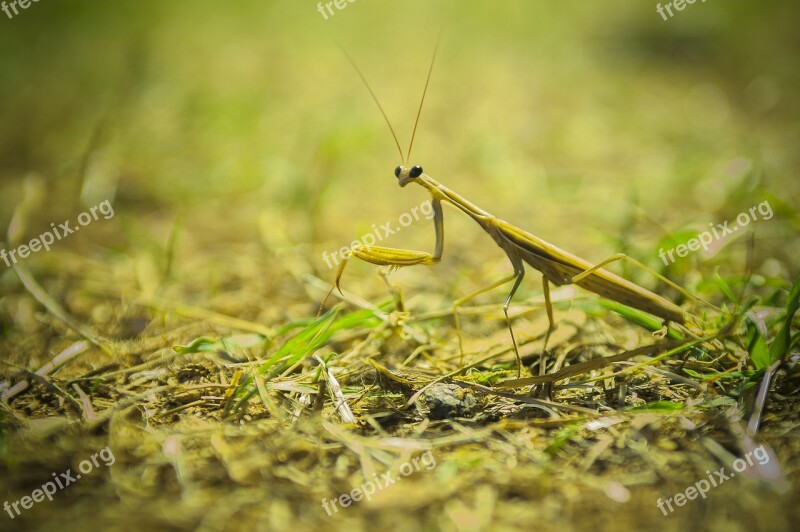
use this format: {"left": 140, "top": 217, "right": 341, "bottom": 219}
{"left": 1, "top": 1, "right": 797, "bottom": 302}
{"left": 1, "top": 1, "right": 798, "bottom": 530}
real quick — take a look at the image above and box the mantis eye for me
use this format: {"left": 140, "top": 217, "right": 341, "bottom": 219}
{"left": 410, "top": 165, "right": 423, "bottom": 178}
{"left": 394, "top": 166, "right": 402, "bottom": 178}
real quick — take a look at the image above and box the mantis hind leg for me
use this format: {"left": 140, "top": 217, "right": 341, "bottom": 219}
{"left": 565, "top": 253, "right": 714, "bottom": 345}
{"left": 568, "top": 253, "right": 716, "bottom": 314}
{"left": 452, "top": 248, "right": 526, "bottom": 378}
{"left": 502, "top": 265, "right": 526, "bottom": 378}
{"left": 452, "top": 272, "right": 519, "bottom": 366}
{"left": 540, "top": 276, "right": 555, "bottom": 377}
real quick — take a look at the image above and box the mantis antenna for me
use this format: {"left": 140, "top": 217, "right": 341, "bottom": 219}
{"left": 407, "top": 32, "right": 442, "bottom": 163}
{"left": 339, "top": 47, "right": 405, "bottom": 163}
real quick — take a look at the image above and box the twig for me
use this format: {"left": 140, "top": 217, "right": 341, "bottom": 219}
{"left": 747, "top": 359, "right": 782, "bottom": 437}
{"left": 24, "top": 371, "right": 83, "bottom": 415}
{"left": 72, "top": 383, "right": 97, "bottom": 422}
{"left": 495, "top": 342, "right": 672, "bottom": 388}
{"left": 2, "top": 340, "right": 91, "bottom": 402}
{"left": 404, "top": 342, "right": 527, "bottom": 408}
{"left": 315, "top": 355, "right": 356, "bottom": 424}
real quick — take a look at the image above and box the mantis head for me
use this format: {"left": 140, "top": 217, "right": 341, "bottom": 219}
{"left": 394, "top": 165, "right": 423, "bottom": 187}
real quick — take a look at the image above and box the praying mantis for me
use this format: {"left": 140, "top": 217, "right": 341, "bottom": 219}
{"left": 324, "top": 42, "right": 704, "bottom": 378}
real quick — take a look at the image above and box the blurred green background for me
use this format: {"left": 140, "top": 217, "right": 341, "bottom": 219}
{"left": 0, "top": 0, "right": 798, "bottom": 314}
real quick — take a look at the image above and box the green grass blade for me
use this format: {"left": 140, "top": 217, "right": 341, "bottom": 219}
{"left": 767, "top": 274, "right": 800, "bottom": 366}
